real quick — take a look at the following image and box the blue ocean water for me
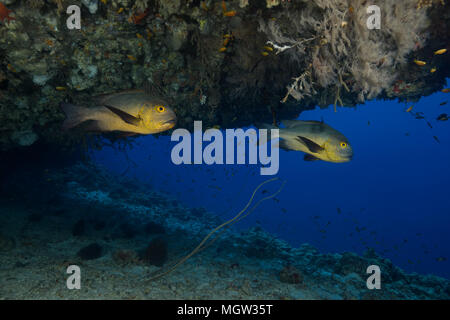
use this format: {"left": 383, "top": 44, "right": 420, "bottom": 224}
{"left": 92, "top": 81, "right": 450, "bottom": 280}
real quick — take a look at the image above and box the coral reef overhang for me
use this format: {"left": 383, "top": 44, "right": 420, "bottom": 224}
{"left": 0, "top": 0, "right": 449, "bottom": 150}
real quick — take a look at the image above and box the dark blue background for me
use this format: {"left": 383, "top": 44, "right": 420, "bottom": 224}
{"left": 93, "top": 81, "right": 450, "bottom": 279}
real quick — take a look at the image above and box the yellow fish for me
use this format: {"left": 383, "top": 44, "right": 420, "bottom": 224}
{"left": 260, "top": 120, "right": 353, "bottom": 163}
{"left": 414, "top": 59, "right": 427, "bottom": 66}
{"left": 431, "top": 67, "right": 437, "bottom": 73}
{"left": 434, "top": 49, "right": 447, "bottom": 55}
{"left": 61, "top": 91, "right": 177, "bottom": 135}
{"left": 406, "top": 106, "right": 413, "bottom": 112}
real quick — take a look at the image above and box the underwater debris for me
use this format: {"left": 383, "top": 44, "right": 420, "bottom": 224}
{"left": 77, "top": 243, "right": 103, "bottom": 260}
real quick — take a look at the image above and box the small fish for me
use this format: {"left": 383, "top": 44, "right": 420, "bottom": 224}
{"left": 223, "top": 34, "right": 233, "bottom": 39}
{"left": 442, "top": 88, "right": 450, "bottom": 93}
{"left": 435, "top": 257, "right": 447, "bottom": 262}
{"left": 431, "top": 67, "right": 437, "bottom": 73}
{"left": 426, "top": 121, "right": 433, "bottom": 129}
{"left": 219, "top": 47, "right": 227, "bottom": 52}
{"left": 127, "top": 55, "right": 137, "bottom": 61}
{"left": 261, "top": 51, "right": 269, "bottom": 56}
{"left": 55, "top": 86, "right": 67, "bottom": 91}
{"left": 259, "top": 120, "right": 353, "bottom": 163}
{"left": 415, "top": 115, "right": 425, "bottom": 120}
{"left": 433, "top": 136, "right": 440, "bottom": 143}
{"left": 117, "top": 7, "right": 124, "bottom": 14}
{"left": 263, "top": 46, "right": 274, "bottom": 52}
{"left": 224, "top": 11, "right": 237, "bottom": 17}
{"left": 414, "top": 59, "right": 427, "bottom": 66}
{"left": 406, "top": 106, "right": 413, "bottom": 112}
{"left": 221, "top": 0, "right": 227, "bottom": 12}
{"left": 61, "top": 90, "right": 177, "bottom": 135}
{"left": 434, "top": 49, "right": 447, "bottom": 55}
{"left": 223, "top": 38, "right": 230, "bottom": 46}
{"left": 440, "top": 101, "right": 448, "bottom": 106}
{"left": 437, "top": 113, "right": 449, "bottom": 121}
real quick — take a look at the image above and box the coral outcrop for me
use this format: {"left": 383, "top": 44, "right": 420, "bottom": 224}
{"left": 0, "top": 0, "right": 449, "bottom": 150}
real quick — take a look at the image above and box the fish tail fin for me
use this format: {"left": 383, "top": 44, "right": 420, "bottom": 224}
{"left": 60, "top": 103, "right": 92, "bottom": 131}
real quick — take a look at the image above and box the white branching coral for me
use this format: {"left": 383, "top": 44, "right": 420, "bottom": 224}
{"left": 260, "top": 0, "right": 433, "bottom": 104}
{"left": 282, "top": 71, "right": 316, "bottom": 103}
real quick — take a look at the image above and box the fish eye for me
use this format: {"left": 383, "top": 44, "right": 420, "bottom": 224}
{"left": 340, "top": 142, "right": 348, "bottom": 149}
{"left": 156, "top": 105, "right": 165, "bottom": 113}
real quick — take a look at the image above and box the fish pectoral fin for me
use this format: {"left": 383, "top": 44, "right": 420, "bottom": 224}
{"left": 304, "top": 154, "right": 321, "bottom": 162}
{"left": 103, "top": 105, "right": 142, "bottom": 126}
{"left": 296, "top": 136, "right": 324, "bottom": 153}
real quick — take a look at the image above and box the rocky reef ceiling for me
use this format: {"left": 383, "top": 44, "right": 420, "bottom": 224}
{"left": 0, "top": 0, "right": 449, "bottom": 150}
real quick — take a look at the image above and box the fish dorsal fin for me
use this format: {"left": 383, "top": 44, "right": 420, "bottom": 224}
{"left": 104, "top": 105, "right": 142, "bottom": 126}
{"left": 283, "top": 120, "right": 325, "bottom": 128}
{"left": 94, "top": 90, "right": 148, "bottom": 105}
{"left": 296, "top": 136, "right": 324, "bottom": 153}
{"left": 304, "top": 154, "right": 321, "bottom": 162}
{"left": 282, "top": 120, "right": 302, "bottom": 128}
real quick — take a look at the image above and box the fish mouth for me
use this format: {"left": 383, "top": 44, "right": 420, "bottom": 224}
{"left": 161, "top": 119, "right": 177, "bottom": 127}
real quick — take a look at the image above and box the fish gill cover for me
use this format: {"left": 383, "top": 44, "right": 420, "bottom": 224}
{"left": 0, "top": 0, "right": 450, "bottom": 301}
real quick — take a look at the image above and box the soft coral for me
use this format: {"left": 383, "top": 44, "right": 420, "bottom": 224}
{"left": 0, "top": 2, "right": 15, "bottom": 23}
